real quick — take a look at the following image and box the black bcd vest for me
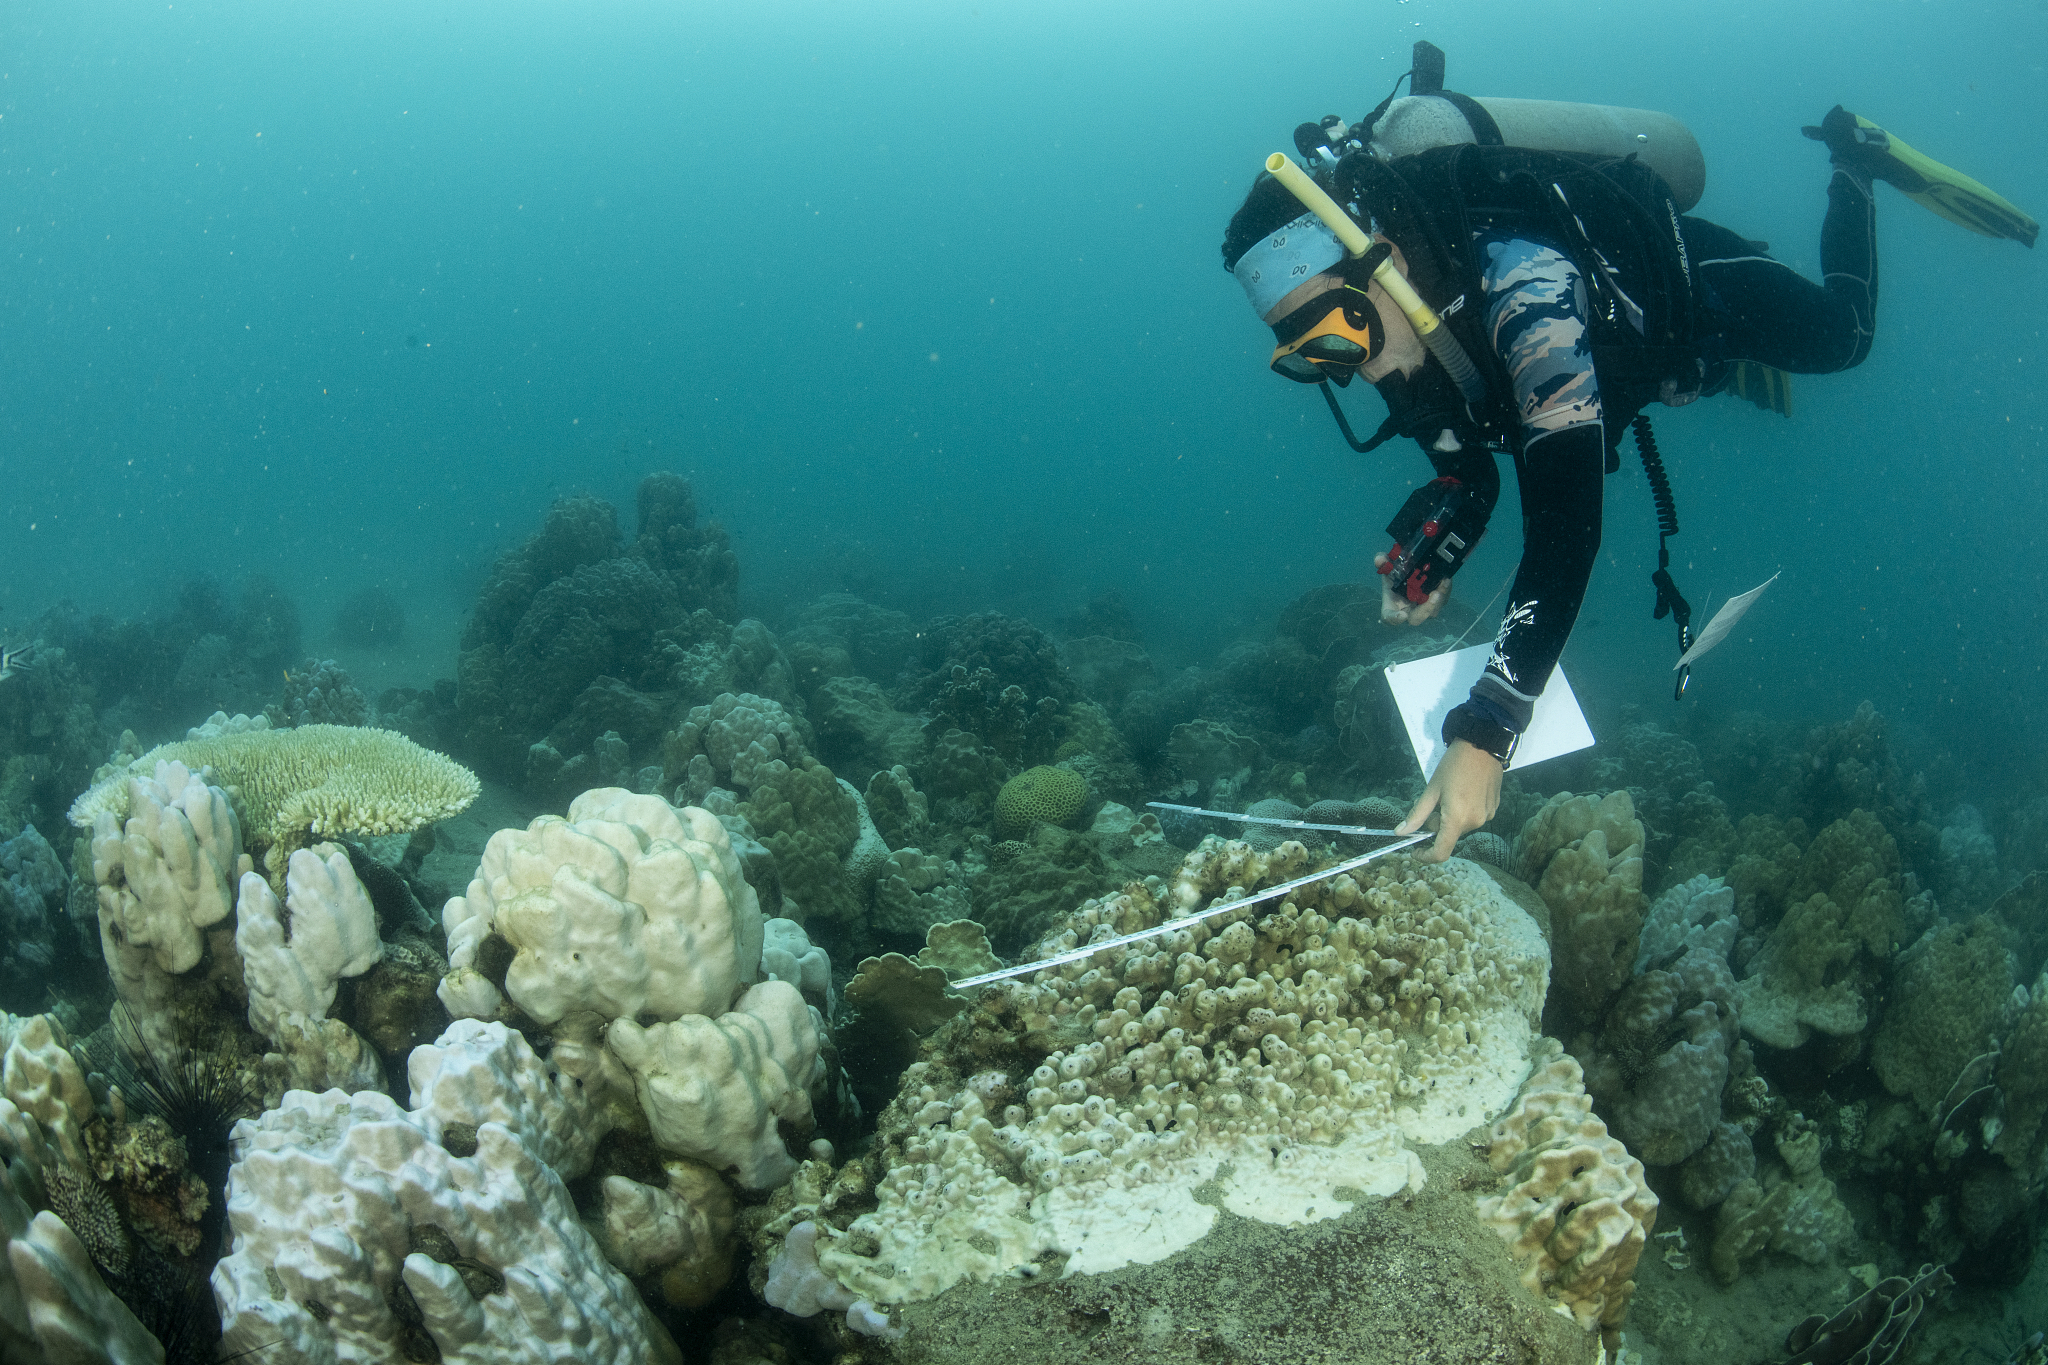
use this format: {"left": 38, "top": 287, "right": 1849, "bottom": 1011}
{"left": 1335, "top": 144, "right": 1706, "bottom": 464}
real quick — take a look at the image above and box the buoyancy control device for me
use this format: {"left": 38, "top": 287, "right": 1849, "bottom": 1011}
{"left": 1277, "top": 41, "right": 1708, "bottom": 694}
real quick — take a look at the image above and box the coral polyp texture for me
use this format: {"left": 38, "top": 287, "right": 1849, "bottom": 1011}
{"left": 438, "top": 788, "right": 820, "bottom": 1189}
{"left": 69, "top": 724, "right": 478, "bottom": 852}
{"left": 992, "top": 764, "right": 1090, "bottom": 839}
{"left": 438, "top": 787, "right": 764, "bottom": 1027}
{"left": 810, "top": 835, "right": 1549, "bottom": 1310}
{"left": 211, "top": 1020, "right": 682, "bottom": 1365}
{"left": 1476, "top": 1042, "right": 1659, "bottom": 1342}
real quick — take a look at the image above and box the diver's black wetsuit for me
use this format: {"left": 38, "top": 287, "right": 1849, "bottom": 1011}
{"left": 1458, "top": 166, "right": 1877, "bottom": 738}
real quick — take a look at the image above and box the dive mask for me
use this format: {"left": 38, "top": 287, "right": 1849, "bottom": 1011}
{"left": 1266, "top": 243, "right": 1391, "bottom": 384}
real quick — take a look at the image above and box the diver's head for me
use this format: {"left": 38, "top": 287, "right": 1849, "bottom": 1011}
{"left": 1222, "top": 172, "right": 1419, "bottom": 385}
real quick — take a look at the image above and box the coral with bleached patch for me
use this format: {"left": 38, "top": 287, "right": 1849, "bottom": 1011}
{"left": 810, "top": 836, "right": 1548, "bottom": 1309}
{"left": 212, "top": 1020, "right": 680, "bottom": 1365}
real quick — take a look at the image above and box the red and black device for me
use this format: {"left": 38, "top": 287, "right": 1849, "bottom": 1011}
{"left": 1379, "top": 476, "right": 1486, "bottom": 605}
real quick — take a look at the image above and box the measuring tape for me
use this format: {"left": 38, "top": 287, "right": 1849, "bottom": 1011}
{"left": 947, "top": 832, "right": 1427, "bottom": 991}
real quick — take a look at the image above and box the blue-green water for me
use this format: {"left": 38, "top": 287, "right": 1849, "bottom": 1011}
{"left": 2, "top": 3, "right": 2047, "bottom": 1361}
{"left": 5, "top": 0, "right": 2043, "bottom": 771}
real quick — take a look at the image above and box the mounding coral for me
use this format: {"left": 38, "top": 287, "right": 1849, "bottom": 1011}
{"left": 803, "top": 836, "right": 1554, "bottom": 1316}
{"left": 992, "top": 764, "right": 1089, "bottom": 840}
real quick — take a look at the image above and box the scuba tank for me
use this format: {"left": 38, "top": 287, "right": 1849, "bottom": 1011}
{"left": 1298, "top": 41, "right": 1706, "bottom": 212}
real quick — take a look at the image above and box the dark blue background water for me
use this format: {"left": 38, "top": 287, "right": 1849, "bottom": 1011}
{"left": 4, "top": 0, "right": 2043, "bottom": 782}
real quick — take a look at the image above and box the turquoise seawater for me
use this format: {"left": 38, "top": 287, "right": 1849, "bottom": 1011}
{"left": 1, "top": 2, "right": 2045, "bottom": 1362}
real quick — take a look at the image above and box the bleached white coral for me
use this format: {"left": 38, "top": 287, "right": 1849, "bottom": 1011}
{"left": 212, "top": 1022, "right": 679, "bottom": 1365}
{"left": 607, "top": 981, "right": 820, "bottom": 1189}
{"left": 90, "top": 761, "right": 248, "bottom": 976}
{"left": 234, "top": 848, "right": 383, "bottom": 1043}
{"left": 438, "top": 789, "right": 763, "bottom": 1027}
{"left": 408, "top": 1018, "right": 606, "bottom": 1180}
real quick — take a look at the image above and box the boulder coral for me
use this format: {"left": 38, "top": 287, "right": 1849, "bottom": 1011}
{"left": 993, "top": 765, "right": 1089, "bottom": 840}
{"left": 809, "top": 836, "right": 1550, "bottom": 1312}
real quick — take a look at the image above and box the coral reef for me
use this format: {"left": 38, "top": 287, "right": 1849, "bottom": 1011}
{"left": 806, "top": 836, "right": 1549, "bottom": 1311}
{"left": 211, "top": 1021, "right": 682, "bottom": 1364}
{"left": 454, "top": 478, "right": 738, "bottom": 776}
{"left": 1475, "top": 1042, "right": 1658, "bottom": 1342}
{"left": 993, "top": 764, "right": 1089, "bottom": 840}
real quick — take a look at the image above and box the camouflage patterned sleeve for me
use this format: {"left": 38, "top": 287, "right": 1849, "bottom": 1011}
{"left": 1464, "top": 235, "right": 1606, "bottom": 734}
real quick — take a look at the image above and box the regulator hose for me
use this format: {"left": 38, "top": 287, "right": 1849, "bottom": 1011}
{"left": 1633, "top": 413, "right": 1694, "bottom": 698}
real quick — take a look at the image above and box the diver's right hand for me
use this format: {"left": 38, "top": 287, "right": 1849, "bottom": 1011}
{"left": 1375, "top": 552, "right": 1450, "bottom": 625}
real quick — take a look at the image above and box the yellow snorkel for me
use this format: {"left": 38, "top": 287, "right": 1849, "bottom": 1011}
{"left": 1263, "top": 151, "right": 1486, "bottom": 403}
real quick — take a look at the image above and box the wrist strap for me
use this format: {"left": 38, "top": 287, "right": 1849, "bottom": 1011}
{"left": 1442, "top": 702, "right": 1518, "bottom": 766}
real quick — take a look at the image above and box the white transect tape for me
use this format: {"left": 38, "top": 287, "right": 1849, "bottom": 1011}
{"left": 1145, "top": 801, "right": 1407, "bottom": 838}
{"left": 947, "top": 833, "right": 1428, "bottom": 991}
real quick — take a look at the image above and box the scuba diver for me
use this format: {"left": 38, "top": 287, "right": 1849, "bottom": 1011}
{"left": 1220, "top": 44, "right": 2037, "bottom": 863}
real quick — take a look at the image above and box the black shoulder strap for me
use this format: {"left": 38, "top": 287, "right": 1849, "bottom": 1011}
{"left": 1435, "top": 91, "right": 1503, "bottom": 146}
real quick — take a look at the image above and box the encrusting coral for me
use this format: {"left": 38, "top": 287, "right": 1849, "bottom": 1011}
{"left": 805, "top": 835, "right": 1551, "bottom": 1314}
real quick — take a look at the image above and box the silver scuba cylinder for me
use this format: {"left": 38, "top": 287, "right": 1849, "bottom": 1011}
{"left": 1368, "top": 94, "right": 1706, "bottom": 212}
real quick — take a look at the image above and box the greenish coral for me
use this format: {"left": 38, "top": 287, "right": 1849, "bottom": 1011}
{"left": 1871, "top": 917, "right": 2016, "bottom": 1116}
{"left": 1733, "top": 810, "right": 1913, "bottom": 1051}
{"left": 970, "top": 823, "right": 1119, "bottom": 955}
{"left": 1994, "top": 969, "right": 2048, "bottom": 1172}
{"left": 863, "top": 766, "right": 930, "bottom": 851}
{"left": 740, "top": 756, "right": 860, "bottom": 925}
{"left": 919, "top": 728, "right": 1006, "bottom": 826}
{"left": 992, "top": 765, "right": 1088, "bottom": 840}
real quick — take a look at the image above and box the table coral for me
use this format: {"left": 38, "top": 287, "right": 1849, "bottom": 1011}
{"left": 71, "top": 726, "right": 478, "bottom": 863}
{"left": 810, "top": 836, "right": 1549, "bottom": 1310}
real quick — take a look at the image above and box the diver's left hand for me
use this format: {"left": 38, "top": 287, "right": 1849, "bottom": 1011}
{"left": 1374, "top": 553, "right": 1450, "bottom": 625}
{"left": 1397, "top": 739, "right": 1503, "bottom": 862}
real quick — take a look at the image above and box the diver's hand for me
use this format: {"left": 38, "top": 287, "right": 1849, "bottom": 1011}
{"left": 1375, "top": 553, "right": 1450, "bottom": 625}
{"left": 1397, "top": 739, "right": 1503, "bottom": 863}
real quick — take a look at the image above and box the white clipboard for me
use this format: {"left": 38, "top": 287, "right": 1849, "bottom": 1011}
{"left": 1384, "top": 643, "right": 1594, "bottom": 777}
